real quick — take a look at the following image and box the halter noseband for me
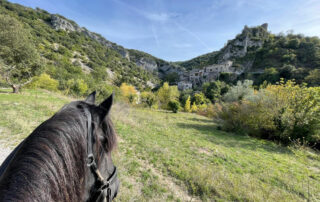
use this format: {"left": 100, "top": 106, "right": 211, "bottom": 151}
{"left": 84, "top": 108, "right": 117, "bottom": 202}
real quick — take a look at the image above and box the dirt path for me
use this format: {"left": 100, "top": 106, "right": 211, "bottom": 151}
{"left": 136, "top": 158, "right": 202, "bottom": 202}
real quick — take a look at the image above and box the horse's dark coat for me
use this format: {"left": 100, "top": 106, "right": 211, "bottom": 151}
{"left": 0, "top": 94, "right": 119, "bottom": 202}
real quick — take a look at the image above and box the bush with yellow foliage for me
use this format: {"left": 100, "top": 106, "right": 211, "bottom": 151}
{"left": 120, "top": 83, "right": 138, "bottom": 104}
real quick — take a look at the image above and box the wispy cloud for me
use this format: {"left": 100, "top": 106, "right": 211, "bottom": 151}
{"left": 111, "top": 0, "right": 176, "bottom": 23}
{"left": 145, "top": 13, "right": 170, "bottom": 23}
{"left": 172, "top": 43, "right": 193, "bottom": 48}
{"left": 174, "top": 22, "right": 212, "bottom": 51}
{"left": 111, "top": 0, "right": 210, "bottom": 51}
{"left": 151, "top": 25, "right": 159, "bottom": 46}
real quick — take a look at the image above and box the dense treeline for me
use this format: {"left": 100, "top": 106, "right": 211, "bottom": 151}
{"left": 250, "top": 32, "right": 320, "bottom": 86}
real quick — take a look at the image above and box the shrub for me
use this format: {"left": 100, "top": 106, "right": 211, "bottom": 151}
{"left": 184, "top": 96, "right": 191, "bottom": 112}
{"left": 202, "top": 81, "right": 229, "bottom": 103}
{"left": 192, "top": 92, "right": 209, "bottom": 105}
{"left": 140, "top": 91, "right": 156, "bottom": 107}
{"left": 27, "top": 73, "right": 59, "bottom": 91}
{"left": 223, "top": 80, "right": 254, "bottom": 102}
{"left": 66, "top": 78, "right": 88, "bottom": 96}
{"left": 205, "top": 104, "right": 218, "bottom": 118}
{"left": 94, "top": 84, "right": 122, "bottom": 102}
{"left": 191, "top": 102, "right": 198, "bottom": 113}
{"left": 216, "top": 80, "right": 320, "bottom": 147}
{"left": 215, "top": 102, "right": 248, "bottom": 133}
{"left": 168, "top": 100, "right": 180, "bottom": 113}
{"left": 157, "top": 82, "right": 180, "bottom": 109}
{"left": 120, "top": 83, "right": 137, "bottom": 104}
{"left": 305, "top": 69, "right": 320, "bottom": 86}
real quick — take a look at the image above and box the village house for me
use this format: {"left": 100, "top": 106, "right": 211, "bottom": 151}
{"left": 175, "top": 60, "right": 242, "bottom": 90}
{"left": 186, "top": 60, "right": 235, "bottom": 85}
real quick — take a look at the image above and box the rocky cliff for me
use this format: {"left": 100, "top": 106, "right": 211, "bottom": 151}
{"left": 219, "top": 24, "right": 268, "bottom": 62}
{"left": 51, "top": 14, "right": 130, "bottom": 59}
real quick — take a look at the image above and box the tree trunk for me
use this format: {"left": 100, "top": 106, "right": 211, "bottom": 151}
{"left": 11, "top": 84, "right": 20, "bottom": 93}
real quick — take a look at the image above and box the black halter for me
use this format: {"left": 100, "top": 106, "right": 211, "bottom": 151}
{"left": 84, "top": 108, "right": 117, "bottom": 202}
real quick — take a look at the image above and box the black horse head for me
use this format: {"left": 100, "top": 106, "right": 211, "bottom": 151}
{"left": 81, "top": 92, "right": 120, "bottom": 201}
{"left": 0, "top": 92, "right": 119, "bottom": 202}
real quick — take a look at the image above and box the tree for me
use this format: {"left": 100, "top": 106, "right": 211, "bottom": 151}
{"left": 179, "top": 89, "right": 193, "bottom": 107}
{"left": 223, "top": 80, "right": 254, "bottom": 102}
{"left": 287, "top": 38, "right": 300, "bottom": 49}
{"left": 164, "top": 72, "right": 179, "bottom": 84}
{"left": 191, "top": 102, "right": 198, "bottom": 113}
{"left": 258, "top": 67, "right": 280, "bottom": 84}
{"left": 184, "top": 96, "right": 191, "bottom": 112}
{"left": 140, "top": 91, "right": 156, "bottom": 107}
{"left": 202, "top": 81, "right": 228, "bottom": 103}
{"left": 168, "top": 100, "right": 180, "bottom": 113}
{"left": 120, "top": 83, "right": 137, "bottom": 104}
{"left": 305, "top": 69, "right": 320, "bottom": 86}
{"left": 66, "top": 79, "right": 88, "bottom": 96}
{"left": 157, "top": 82, "right": 180, "bottom": 109}
{"left": 279, "top": 64, "right": 295, "bottom": 80}
{"left": 192, "top": 92, "right": 209, "bottom": 105}
{"left": 0, "top": 15, "right": 41, "bottom": 93}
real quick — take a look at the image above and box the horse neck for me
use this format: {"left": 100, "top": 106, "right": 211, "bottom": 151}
{"left": 0, "top": 114, "right": 89, "bottom": 202}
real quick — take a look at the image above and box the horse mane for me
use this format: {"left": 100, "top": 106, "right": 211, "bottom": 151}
{"left": 0, "top": 103, "right": 117, "bottom": 202}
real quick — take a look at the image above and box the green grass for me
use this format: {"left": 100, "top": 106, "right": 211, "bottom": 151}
{"left": 0, "top": 89, "right": 71, "bottom": 146}
{"left": 0, "top": 89, "right": 319, "bottom": 201}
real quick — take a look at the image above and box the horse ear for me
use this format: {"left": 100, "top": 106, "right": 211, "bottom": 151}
{"left": 85, "top": 91, "right": 96, "bottom": 104}
{"left": 99, "top": 92, "right": 113, "bottom": 119}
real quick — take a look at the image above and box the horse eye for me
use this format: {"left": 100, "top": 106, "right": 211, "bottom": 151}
{"left": 76, "top": 104, "right": 82, "bottom": 109}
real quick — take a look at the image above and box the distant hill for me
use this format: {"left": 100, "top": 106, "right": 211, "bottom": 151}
{"left": 0, "top": 0, "right": 319, "bottom": 91}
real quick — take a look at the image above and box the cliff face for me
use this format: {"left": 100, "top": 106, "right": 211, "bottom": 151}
{"left": 218, "top": 24, "right": 268, "bottom": 63}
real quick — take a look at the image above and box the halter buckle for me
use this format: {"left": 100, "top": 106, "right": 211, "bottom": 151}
{"left": 87, "top": 154, "right": 95, "bottom": 167}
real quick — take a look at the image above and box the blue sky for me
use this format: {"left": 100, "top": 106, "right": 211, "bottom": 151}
{"left": 9, "top": 0, "right": 320, "bottom": 61}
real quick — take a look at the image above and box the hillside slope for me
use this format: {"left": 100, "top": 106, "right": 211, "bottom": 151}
{"left": 0, "top": 89, "right": 319, "bottom": 201}
{"left": 0, "top": 0, "right": 160, "bottom": 91}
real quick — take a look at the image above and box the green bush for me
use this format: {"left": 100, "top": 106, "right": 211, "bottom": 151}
{"left": 27, "top": 73, "right": 59, "bottom": 91}
{"left": 223, "top": 80, "right": 254, "bottom": 102}
{"left": 66, "top": 78, "right": 88, "bottom": 96}
{"left": 140, "top": 91, "right": 156, "bottom": 108}
{"left": 168, "top": 100, "right": 180, "bottom": 113}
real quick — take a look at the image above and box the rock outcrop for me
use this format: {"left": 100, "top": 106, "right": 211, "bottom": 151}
{"left": 218, "top": 23, "right": 268, "bottom": 63}
{"left": 51, "top": 15, "right": 130, "bottom": 60}
{"left": 51, "top": 15, "right": 82, "bottom": 32}
{"left": 136, "top": 57, "right": 158, "bottom": 72}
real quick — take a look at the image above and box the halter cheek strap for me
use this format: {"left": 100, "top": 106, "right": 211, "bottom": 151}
{"left": 84, "top": 108, "right": 117, "bottom": 202}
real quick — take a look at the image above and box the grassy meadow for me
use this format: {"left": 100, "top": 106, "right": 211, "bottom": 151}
{"left": 0, "top": 89, "right": 319, "bottom": 201}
